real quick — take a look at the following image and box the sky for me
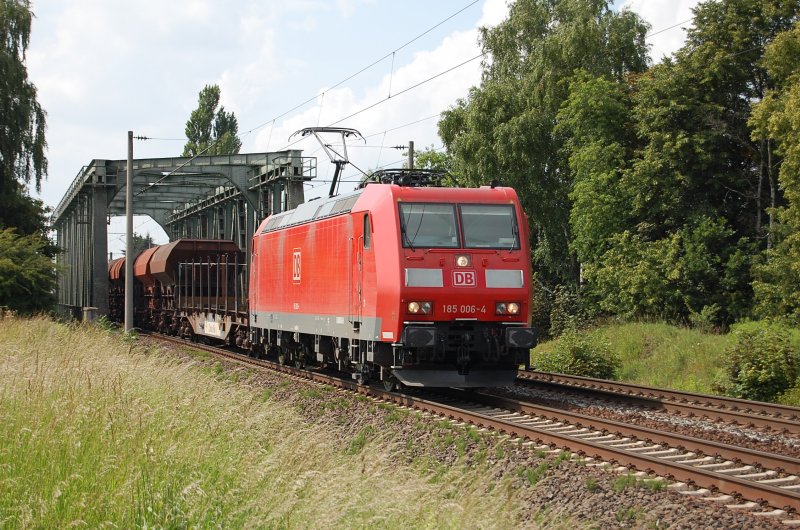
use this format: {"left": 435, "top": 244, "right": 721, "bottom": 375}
{"left": 26, "top": 0, "right": 701, "bottom": 253}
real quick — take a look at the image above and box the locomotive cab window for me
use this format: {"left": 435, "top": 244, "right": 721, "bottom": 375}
{"left": 399, "top": 203, "right": 459, "bottom": 248}
{"left": 460, "top": 204, "right": 519, "bottom": 249}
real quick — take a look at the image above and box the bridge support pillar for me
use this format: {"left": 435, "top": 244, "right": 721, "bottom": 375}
{"left": 91, "top": 185, "right": 109, "bottom": 316}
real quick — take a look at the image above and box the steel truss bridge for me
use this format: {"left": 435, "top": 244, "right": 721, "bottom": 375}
{"left": 50, "top": 151, "right": 316, "bottom": 318}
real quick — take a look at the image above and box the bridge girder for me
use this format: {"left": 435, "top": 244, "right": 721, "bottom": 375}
{"left": 51, "top": 151, "right": 316, "bottom": 318}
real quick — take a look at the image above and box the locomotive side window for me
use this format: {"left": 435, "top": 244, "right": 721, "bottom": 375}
{"left": 460, "top": 204, "right": 519, "bottom": 249}
{"left": 399, "top": 203, "right": 459, "bottom": 248}
{"left": 363, "top": 214, "right": 371, "bottom": 249}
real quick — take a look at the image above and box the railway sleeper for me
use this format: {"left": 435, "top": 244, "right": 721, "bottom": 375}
{"left": 678, "top": 456, "right": 716, "bottom": 465}
{"left": 760, "top": 476, "right": 798, "bottom": 485}
{"left": 716, "top": 465, "right": 755, "bottom": 475}
{"left": 696, "top": 460, "right": 737, "bottom": 470}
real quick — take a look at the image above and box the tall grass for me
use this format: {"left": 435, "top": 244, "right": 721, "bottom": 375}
{"left": 594, "top": 322, "right": 731, "bottom": 392}
{"left": 0, "top": 317, "right": 531, "bottom": 528}
{"left": 533, "top": 322, "right": 731, "bottom": 393}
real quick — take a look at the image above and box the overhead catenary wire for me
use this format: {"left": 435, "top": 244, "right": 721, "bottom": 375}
{"left": 274, "top": 13, "right": 701, "bottom": 148}
{"left": 326, "top": 53, "right": 484, "bottom": 129}
{"left": 241, "top": 0, "right": 481, "bottom": 137}
{"left": 134, "top": 9, "right": 696, "bottom": 154}
{"left": 129, "top": 11, "right": 703, "bottom": 206}
{"left": 106, "top": 11, "right": 704, "bottom": 256}
{"left": 270, "top": 52, "right": 484, "bottom": 155}
{"left": 122, "top": 1, "right": 481, "bottom": 205}
{"left": 646, "top": 18, "right": 693, "bottom": 38}
{"left": 137, "top": 8, "right": 696, "bottom": 161}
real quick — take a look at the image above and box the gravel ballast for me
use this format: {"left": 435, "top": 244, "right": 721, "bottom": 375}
{"left": 152, "top": 339, "right": 793, "bottom": 528}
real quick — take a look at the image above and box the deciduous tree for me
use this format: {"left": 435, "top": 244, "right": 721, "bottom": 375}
{"left": 751, "top": 22, "right": 800, "bottom": 320}
{"left": 183, "top": 85, "right": 242, "bottom": 157}
{"left": 552, "top": 0, "right": 798, "bottom": 325}
{"left": 438, "top": 0, "right": 649, "bottom": 286}
{"left": 0, "top": 0, "right": 48, "bottom": 235}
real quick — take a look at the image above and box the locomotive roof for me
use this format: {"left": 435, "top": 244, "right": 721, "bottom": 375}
{"left": 258, "top": 184, "right": 520, "bottom": 234}
{"left": 260, "top": 188, "right": 365, "bottom": 233}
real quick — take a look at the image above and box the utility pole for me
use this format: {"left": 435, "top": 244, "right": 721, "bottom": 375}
{"left": 124, "top": 131, "right": 134, "bottom": 332}
{"left": 408, "top": 140, "right": 414, "bottom": 170}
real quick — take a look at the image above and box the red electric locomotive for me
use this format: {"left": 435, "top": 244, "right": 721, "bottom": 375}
{"left": 109, "top": 169, "right": 536, "bottom": 388}
{"left": 249, "top": 169, "right": 535, "bottom": 388}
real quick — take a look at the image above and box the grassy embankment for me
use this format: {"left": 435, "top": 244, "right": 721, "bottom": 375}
{"left": 0, "top": 317, "right": 543, "bottom": 529}
{"left": 532, "top": 321, "right": 800, "bottom": 400}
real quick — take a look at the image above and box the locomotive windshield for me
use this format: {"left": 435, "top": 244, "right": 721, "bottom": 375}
{"left": 460, "top": 204, "right": 519, "bottom": 249}
{"left": 399, "top": 203, "right": 459, "bottom": 248}
{"left": 399, "top": 202, "right": 519, "bottom": 249}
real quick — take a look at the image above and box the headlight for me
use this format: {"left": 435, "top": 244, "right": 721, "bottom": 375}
{"left": 455, "top": 255, "right": 471, "bottom": 267}
{"left": 496, "top": 302, "right": 522, "bottom": 315}
{"left": 407, "top": 301, "right": 432, "bottom": 314}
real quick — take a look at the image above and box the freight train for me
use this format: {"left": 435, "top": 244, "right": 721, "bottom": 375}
{"left": 109, "top": 169, "right": 536, "bottom": 388}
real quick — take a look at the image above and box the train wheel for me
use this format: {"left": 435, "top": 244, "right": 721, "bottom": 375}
{"left": 294, "top": 344, "right": 307, "bottom": 369}
{"left": 278, "top": 353, "right": 286, "bottom": 365}
{"left": 382, "top": 377, "right": 397, "bottom": 392}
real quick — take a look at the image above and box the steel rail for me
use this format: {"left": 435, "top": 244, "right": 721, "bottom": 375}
{"left": 441, "top": 390, "right": 799, "bottom": 473}
{"left": 518, "top": 370, "right": 800, "bottom": 434}
{"left": 398, "top": 393, "right": 800, "bottom": 513}
{"left": 148, "top": 334, "right": 800, "bottom": 513}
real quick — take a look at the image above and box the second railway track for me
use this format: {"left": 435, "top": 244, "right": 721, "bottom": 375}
{"left": 519, "top": 370, "right": 800, "bottom": 435}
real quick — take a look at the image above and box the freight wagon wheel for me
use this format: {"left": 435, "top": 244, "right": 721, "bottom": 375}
{"left": 277, "top": 352, "right": 286, "bottom": 365}
{"left": 382, "top": 378, "right": 395, "bottom": 392}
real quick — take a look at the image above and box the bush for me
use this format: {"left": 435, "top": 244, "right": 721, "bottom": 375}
{"left": 584, "top": 217, "right": 753, "bottom": 326}
{"left": 0, "top": 228, "right": 57, "bottom": 314}
{"left": 713, "top": 323, "right": 799, "bottom": 402}
{"left": 530, "top": 275, "right": 554, "bottom": 341}
{"left": 549, "top": 285, "right": 588, "bottom": 337}
{"left": 534, "top": 330, "right": 620, "bottom": 379}
{"left": 778, "top": 380, "right": 800, "bottom": 407}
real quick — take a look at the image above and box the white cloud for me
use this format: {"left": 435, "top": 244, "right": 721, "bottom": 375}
{"left": 478, "top": 0, "right": 510, "bottom": 27}
{"left": 335, "top": 0, "right": 374, "bottom": 19}
{"left": 28, "top": 0, "right": 701, "bottom": 256}
{"left": 623, "top": 0, "right": 700, "bottom": 61}
{"left": 249, "top": 8, "right": 492, "bottom": 196}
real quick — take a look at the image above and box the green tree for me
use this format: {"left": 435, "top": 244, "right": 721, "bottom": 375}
{"left": 687, "top": 0, "right": 800, "bottom": 241}
{"left": 411, "top": 145, "right": 451, "bottom": 173}
{"left": 555, "top": 0, "right": 799, "bottom": 325}
{"left": 0, "top": 0, "right": 48, "bottom": 235}
{"left": 438, "top": 0, "right": 649, "bottom": 286}
{"left": 124, "top": 232, "right": 154, "bottom": 256}
{"left": 0, "top": 228, "right": 56, "bottom": 313}
{"left": 555, "top": 72, "right": 635, "bottom": 266}
{"left": 409, "top": 145, "right": 459, "bottom": 186}
{"left": 751, "top": 22, "right": 800, "bottom": 320}
{"left": 608, "top": 0, "right": 799, "bottom": 324}
{"left": 586, "top": 217, "right": 753, "bottom": 322}
{"left": 630, "top": 0, "right": 798, "bottom": 246}
{"left": 183, "top": 85, "right": 242, "bottom": 157}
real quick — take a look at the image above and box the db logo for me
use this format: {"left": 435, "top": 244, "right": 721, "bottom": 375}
{"left": 292, "top": 249, "right": 301, "bottom": 282}
{"left": 453, "top": 270, "right": 476, "bottom": 287}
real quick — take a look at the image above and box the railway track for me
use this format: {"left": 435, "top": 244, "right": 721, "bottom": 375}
{"left": 431, "top": 389, "right": 800, "bottom": 514}
{"left": 149, "top": 334, "right": 800, "bottom": 521}
{"left": 518, "top": 370, "right": 800, "bottom": 435}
